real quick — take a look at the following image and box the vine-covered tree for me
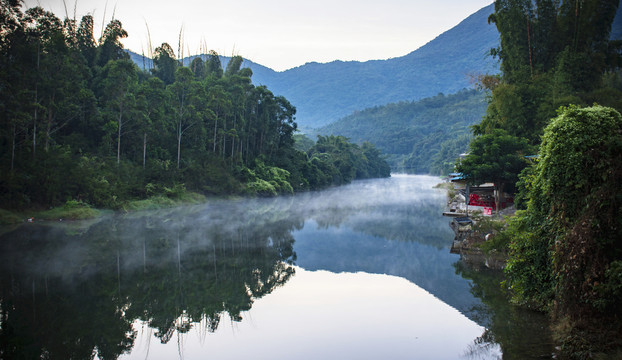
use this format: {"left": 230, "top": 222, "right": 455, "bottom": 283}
{"left": 503, "top": 105, "right": 622, "bottom": 355}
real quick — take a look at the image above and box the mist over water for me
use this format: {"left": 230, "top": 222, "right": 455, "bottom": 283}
{"left": 0, "top": 175, "right": 551, "bottom": 360}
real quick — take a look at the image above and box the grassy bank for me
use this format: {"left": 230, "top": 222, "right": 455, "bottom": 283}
{"left": 0, "top": 191, "right": 208, "bottom": 225}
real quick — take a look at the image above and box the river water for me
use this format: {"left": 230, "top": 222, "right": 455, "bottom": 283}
{"left": 0, "top": 175, "right": 553, "bottom": 359}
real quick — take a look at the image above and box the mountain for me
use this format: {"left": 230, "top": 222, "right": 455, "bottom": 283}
{"left": 249, "top": 3, "right": 499, "bottom": 128}
{"left": 129, "top": 2, "right": 622, "bottom": 129}
{"left": 314, "top": 89, "right": 488, "bottom": 174}
{"left": 129, "top": 4, "right": 499, "bottom": 128}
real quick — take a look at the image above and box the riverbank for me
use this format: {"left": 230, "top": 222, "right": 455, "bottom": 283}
{"left": 0, "top": 191, "right": 209, "bottom": 225}
{"left": 438, "top": 181, "right": 510, "bottom": 269}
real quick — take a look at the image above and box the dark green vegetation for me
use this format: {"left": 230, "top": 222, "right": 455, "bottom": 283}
{"left": 456, "top": 0, "right": 622, "bottom": 358}
{"left": 0, "top": 1, "right": 389, "bottom": 213}
{"left": 316, "top": 89, "right": 487, "bottom": 174}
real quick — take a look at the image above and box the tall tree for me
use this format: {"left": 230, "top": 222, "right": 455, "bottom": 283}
{"left": 99, "top": 59, "right": 138, "bottom": 163}
{"left": 206, "top": 50, "right": 223, "bottom": 78}
{"left": 152, "top": 42, "right": 177, "bottom": 85}
{"left": 95, "top": 19, "right": 129, "bottom": 67}
{"left": 169, "top": 67, "right": 203, "bottom": 169}
{"left": 136, "top": 77, "right": 168, "bottom": 168}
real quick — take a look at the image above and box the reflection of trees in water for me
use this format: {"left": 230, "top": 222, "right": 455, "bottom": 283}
{"left": 0, "top": 175, "right": 454, "bottom": 358}
{"left": 0, "top": 205, "right": 299, "bottom": 359}
{"left": 454, "top": 261, "right": 554, "bottom": 360}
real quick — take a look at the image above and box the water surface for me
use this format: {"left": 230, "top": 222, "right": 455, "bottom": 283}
{"left": 0, "top": 175, "right": 551, "bottom": 359}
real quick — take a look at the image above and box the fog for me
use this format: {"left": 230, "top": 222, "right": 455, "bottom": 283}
{"left": 0, "top": 174, "right": 554, "bottom": 360}
{"left": 2, "top": 174, "right": 449, "bottom": 275}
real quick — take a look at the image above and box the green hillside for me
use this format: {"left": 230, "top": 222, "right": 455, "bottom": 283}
{"left": 316, "top": 90, "right": 488, "bottom": 175}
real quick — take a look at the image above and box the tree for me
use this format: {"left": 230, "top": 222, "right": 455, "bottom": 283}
{"left": 152, "top": 42, "right": 177, "bottom": 85}
{"left": 75, "top": 14, "right": 97, "bottom": 67}
{"left": 189, "top": 56, "right": 204, "bottom": 79}
{"left": 136, "top": 77, "right": 168, "bottom": 168}
{"left": 95, "top": 19, "right": 129, "bottom": 67}
{"left": 457, "top": 129, "right": 531, "bottom": 213}
{"left": 99, "top": 59, "right": 138, "bottom": 163}
{"left": 504, "top": 105, "right": 622, "bottom": 355}
{"left": 225, "top": 55, "right": 243, "bottom": 77}
{"left": 205, "top": 50, "right": 223, "bottom": 78}
{"left": 168, "top": 66, "right": 204, "bottom": 169}
{"left": 481, "top": 0, "right": 621, "bottom": 145}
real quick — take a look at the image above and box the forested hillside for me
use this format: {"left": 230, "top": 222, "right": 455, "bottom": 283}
{"left": 0, "top": 2, "right": 389, "bottom": 212}
{"left": 317, "top": 90, "right": 487, "bottom": 174}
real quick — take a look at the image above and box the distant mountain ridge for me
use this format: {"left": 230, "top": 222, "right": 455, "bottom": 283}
{"left": 129, "top": 4, "right": 499, "bottom": 128}
{"left": 129, "top": 2, "right": 622, "bottom": 129}
{"left": 251, "top": 3, "right": 500, "bottom": 128}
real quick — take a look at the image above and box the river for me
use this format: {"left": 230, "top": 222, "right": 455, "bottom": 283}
{"left": 0, "top": 175, "right": 553, "bottom": 359}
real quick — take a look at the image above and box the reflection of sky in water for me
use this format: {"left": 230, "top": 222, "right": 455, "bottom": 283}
{"left": 292, "top": 219, "right": 483, "bottom": 322}
{"left": 120, "top": 175, "right": 502, "bottom": 360}
{"left": 125, "top": 268, "right": 501, "bottom": 360}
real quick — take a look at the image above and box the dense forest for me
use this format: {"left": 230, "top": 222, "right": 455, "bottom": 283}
{"left": 0, "top": 1, "right": 389, "bottom": 213}
{"left": 316, "top": 89, "right": 487, "bottom": 175}
{"left": 456, "top": 0, "right": 622, "bottom": 358}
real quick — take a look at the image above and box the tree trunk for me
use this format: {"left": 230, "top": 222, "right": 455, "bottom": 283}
{"left": 33, "top": 40, "right": 40, "bottom": 159}
{"left": 11, "top": 124, "right": 16, "bottom": 171}
{"left": 33, "top": 105, "right": 37, "bottom": 157}
{"left": 177, "top": 122, "right": 182, "bottom": 169}
{"left": 44, "top": 110, "right": 53, "bottom": 152}
{"left": 213, "top": 115, "right": 218, "bottom": 153}
{"left": 117, "top": 105, "right": 123, "bottom": 164}
{"left": 494, "top": 182, "right": 504, "bottom": 215}
{"left": 221, "top": 117, "right": 226, "bottom": 159}
{"left": 143, "top": 133, "right": 147, "bottom": 168}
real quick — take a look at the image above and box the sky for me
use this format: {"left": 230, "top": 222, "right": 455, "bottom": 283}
{"left": 24, "top": 0, "right": 494, "bottom": 71}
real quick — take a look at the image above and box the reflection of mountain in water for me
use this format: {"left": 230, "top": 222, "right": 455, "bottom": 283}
{"left": 283, "top": 175, "right": 487, "bottom": 325}
{"left": 0, "top": 175, "right": 496, "bottom": 359}
{"left": 293, "top": 220, "right": 486, "bottom": 326}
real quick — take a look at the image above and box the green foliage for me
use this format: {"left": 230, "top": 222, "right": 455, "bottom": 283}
{"left": 470, "top": 214, "right": 507, "bottom": 252}
{"left": 457, "top": 129, "right": 531, "bottom": 187}
{"left": 307, "top": 135, "right": 390, "bottom": 186}
{"left": 293, "top": 134, "right": 315, "bottom": 152}
{"left": 0, "top": 209, "right": 23, "bottom": 225}
{"left": 475, "top": 1, "right": 622, "bottom": 354}
{"left": 479, "top": 0, "right": 622, "bottom": 145}
{"left": 503, "top": 210, "right": 555, "bottom": 309}
{"left": 244, "top": 160, "right": 294, "bottom": 196}
{"left": 37, "top": 200, "right": 100, "bottom": 220}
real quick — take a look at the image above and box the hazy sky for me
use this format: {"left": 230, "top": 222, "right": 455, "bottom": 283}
{"left": 24, "top": 0, "right": 493, "bottom": 71}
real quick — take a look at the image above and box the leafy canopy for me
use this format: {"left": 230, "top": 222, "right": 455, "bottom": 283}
{"left": 457, "top": 129, "right": 531, "bottom": 187}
